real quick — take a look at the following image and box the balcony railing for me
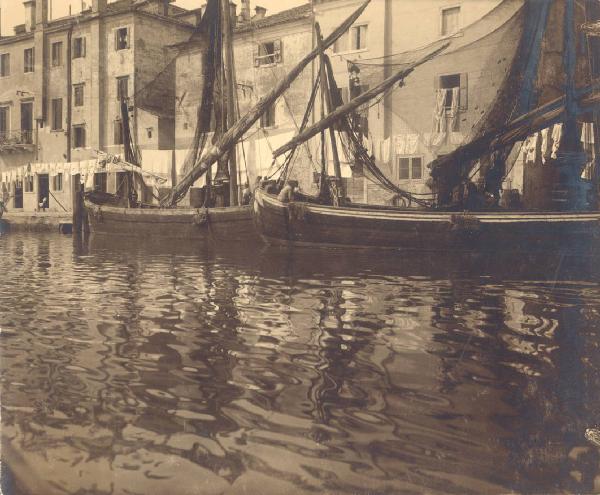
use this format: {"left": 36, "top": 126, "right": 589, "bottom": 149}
{"left": 0, "top": 130, "right": 34, "bottom": 149}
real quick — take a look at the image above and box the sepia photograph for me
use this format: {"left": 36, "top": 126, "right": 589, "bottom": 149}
{"left": 0, "top": 0, "right": 600, "bottom": 493}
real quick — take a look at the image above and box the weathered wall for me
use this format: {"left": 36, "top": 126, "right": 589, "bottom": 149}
{"left": 134, "top": 13, "right": 192, "bottom": 152}
{"left": 174, "top": 16, "right": 314, "bottom": 190}
{"left": 0, "top": 34, "right": 37, "bottom": 171}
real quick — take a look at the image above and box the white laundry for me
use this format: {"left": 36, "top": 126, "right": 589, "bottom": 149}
{"left": 382, "top": 137, "right": 391, "bottom": 163}
{"left": 433, "top": 89, "right": 448, "bottom": 134}
{"left": 551, "top": 123, "right": 563, "bottom": 159}
{"left": 395, "top": 135, "right": 407, "bottom": 155}
{"left": 405, "top": 134, "right": 419, "bottom": 154}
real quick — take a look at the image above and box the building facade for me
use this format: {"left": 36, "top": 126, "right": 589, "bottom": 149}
{"left": 174, "top": 1, "right": 315, "bottom": 192}
{"left": 313, "top": 0, "right": 522, "bottom": 203}
{"left": 0, "top": 0, "right": 197, "bottom": 211}
{"left": 1, "top": 0, "right": 548, "bottom": 213}
{"left": 175, "top": 0, "right": 522, "bottom": 204}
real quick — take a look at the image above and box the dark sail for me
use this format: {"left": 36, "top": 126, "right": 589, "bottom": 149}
{"left": 428, "top": 0, "right": 553, "bottom": 204}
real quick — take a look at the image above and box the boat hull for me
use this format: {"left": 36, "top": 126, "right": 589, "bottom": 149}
{"left": 254, "top": 189, "right": 600, "bottom": 252}
{"left": 85, "top": 200, "right": 258, "bottom": 242}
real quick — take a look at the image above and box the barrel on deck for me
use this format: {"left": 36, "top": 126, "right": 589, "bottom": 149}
{"left": 189, "top": 187, "right": 206, "bottom": 208}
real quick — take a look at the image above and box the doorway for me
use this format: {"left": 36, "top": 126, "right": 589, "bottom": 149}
{"left": 13, "top": 180, "right": 23, "bottom": 208}
{"left": 21, "top": 102, "right": 33, "bottom": 144}
{"left": 38, "top": 174, "right": 49, "bottom": 209}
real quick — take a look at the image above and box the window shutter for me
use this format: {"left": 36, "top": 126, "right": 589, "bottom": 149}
{"left": 274, "top": 39, "right": 282, "bottom": 64}
{"left": 459, "top": 72, "right": 468, "bottom": 111}
{"left": 253, "top": 44, "right": 260, "bottom": 67}
{"left": 82, "top": 37, "right": 87, "bottom": 57}
{"left": 126, "top": 29, "right": 130, "bottom": 48}
{"left": 114, "top": 30, "right": 118, "bottom": 51}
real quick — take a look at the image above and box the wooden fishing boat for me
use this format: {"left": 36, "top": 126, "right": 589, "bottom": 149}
{"left": 254, "top": 188, "right": 600, "bottom": 251}
{"left": 85, "top": 198, "right": 254, "bottom": 241}
{"left": 254, "top": 0, "right": 600, "bottom": 252}
{"left": 85, "top": 0, "right": 370, "bottom": 243}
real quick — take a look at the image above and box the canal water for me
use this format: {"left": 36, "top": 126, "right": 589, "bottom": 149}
{"left": 1, "top": 233, "right": 600, "bottom": 495}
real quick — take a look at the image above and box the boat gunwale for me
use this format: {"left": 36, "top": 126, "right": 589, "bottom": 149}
{"left": 255, "top": 189, "right": 600, "bottom": 223}
{"left": 84, "top": 199, "right": 252, "bottom": 217}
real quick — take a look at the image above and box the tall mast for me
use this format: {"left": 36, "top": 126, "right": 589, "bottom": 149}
{"left": 315, "top": 22, "right": 344, "bottom": 203}
{"left": 222, "top": 0, "right": 239, "bottom": 205}
{"left": 562, "top": 0, "right": 581, "bottom": 151}
{"left": 162, "top": 0, "right": 371, "bottom": 206}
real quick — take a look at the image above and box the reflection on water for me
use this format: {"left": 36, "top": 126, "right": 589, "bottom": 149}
{"left": 1, "top": 234, "right": 600, "bottom": 494}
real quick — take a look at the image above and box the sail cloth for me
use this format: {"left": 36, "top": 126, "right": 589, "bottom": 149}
{"left": 429, "top": 0, "right": 600, "bottom": 200}
{"left": 180, "top": 0, "right": 221, "bottom": 175}
{"left": 428, "top": 0, "right": 555, "bottom": 199}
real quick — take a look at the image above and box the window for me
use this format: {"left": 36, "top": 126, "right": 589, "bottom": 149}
{"left": 254, "top": 40, "right": 282, "bottom": 67}
{"left": 24, "top": 48, "right": 34, "bottom": 73}
{"left": 24, "top": 175, "right": 34, "bottom": 192}
{"left": 350, "top": 25, "right": 367, "bottom": 51}
{"left": 0, "top": 53, "right": 10, "bottom": 77}
{"left": 441, "top": 6, "right": 460, "bottom": 36}
{"left": 93, "top": 172, "right": 107, "bottom": 192}
{"left": 411, "top": 157, "right": 423, "bottom": 179}
{"left": 51, "top": 98, "right": 63, "bottom": 130}
{"left": 114, "top": 119, "right": 124, "bottom": 145}
{"left": 73, "top": 125, "right": 86, "bottom": 148}
{"left": 439, "top": 74, "right": 460, "bottom": 108}
{"left": 52, "top": 173, "right": 63, "bottom": 192}
{"left": 333, "top": 24, "right": 367, "bottom": 53}
{"left": 397, "top": 157, "right": 423, "bottom": 180}
{"left": 115, "top": 27, "right": 130, "bottom": 50}
{"left": 437, "top": 73, "right": 467, "bottom": 111}
{"left": 117, "top": 76, "right": 129, "bottom": 100}
{"left": 73, "top": 37, "right": 86, "bottom": 59}
{"left": 73, "top": 83, "right": 84, "bottom": 107}
{"left": 51, "top": 42, "right": 63, "bottom": 67}
{"left": 0, "top": 106, "right": 8, "bottom": 138}
{"left": 260, "top": 103, "right": 276, "bottom": 128}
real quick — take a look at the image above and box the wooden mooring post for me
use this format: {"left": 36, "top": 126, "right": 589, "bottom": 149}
{"left": 72, "top": 173, "right": 83, "bottom": 234}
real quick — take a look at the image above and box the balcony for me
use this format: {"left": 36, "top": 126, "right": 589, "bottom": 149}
{"left": 0, "top": 130, "right": 35, "bottom": 152}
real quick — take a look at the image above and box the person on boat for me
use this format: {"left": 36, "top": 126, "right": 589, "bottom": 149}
{"left": 241, "top": 182, "right": 252, "bottom": 206}
{"left": 277, "top": 180, "right": 298, "bottom": 203}
{"left": 464, "top": 181, "right": 484, "bottom": 210}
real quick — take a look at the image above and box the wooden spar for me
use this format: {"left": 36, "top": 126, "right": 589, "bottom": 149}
{"left": 222, "top": 0, "right": 239, "bottom": 205}
{"left": 562, "top": 0, "right": 580, "bottom": 149}
{"left": 315, "top": 22, "right": 344, "bottom": 198}
{"left": 272, "top": 42, "right": 450, "bottom": 160}
{"left": 162, "top": 0, "right": 371, "bottom": 207}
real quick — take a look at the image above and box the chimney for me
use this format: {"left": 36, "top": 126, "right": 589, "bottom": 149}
{"left": 92, "top": 0, "right": 108, "bottom": 13}
{"left": 23, "top": 0, "right": 36, "bottom": 32}
{"left": 35, "top": 0, "right": 49, "bottom": 26}
{"left": 240, "top": 0, "right": 250, "bottom": 21}
{"left": 161, "top": 0, "right": 170, "bottom": 16}
{"left": 254, "top": 5, "right": 266, "bottom": 19}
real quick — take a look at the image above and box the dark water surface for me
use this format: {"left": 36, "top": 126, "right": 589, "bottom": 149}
{"left": 2, "top": 233, "right": 600, "bottom": 494}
